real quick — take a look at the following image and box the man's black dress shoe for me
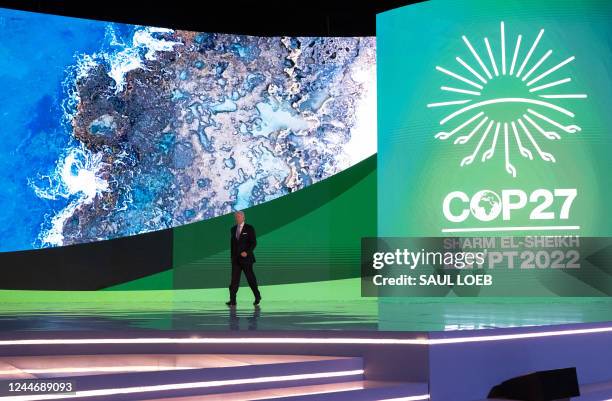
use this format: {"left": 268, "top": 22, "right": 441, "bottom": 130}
{"left": 226, "top": 301, "right": 236, "bottom": 306}
{"left": 253, "top": 297, "right": 261, "bottom": 306}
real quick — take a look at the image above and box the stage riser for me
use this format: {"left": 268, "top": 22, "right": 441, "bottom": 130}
{"left": 2, "top": 323, "right": 612, "bottom": 401}
{"left": 63, "top": 375, "right": 365, "bottom": 401}
{"left": 69, "top": 358, "right": 361, "bottom": 389}
{"left": 429, "top": 323, "right": 612, "bottom": 401}
{"left": 0, "top": 335, "right": 429, "bottom": 383}
{"left": 273, "top": 382, "right": 429, "bottom": 401}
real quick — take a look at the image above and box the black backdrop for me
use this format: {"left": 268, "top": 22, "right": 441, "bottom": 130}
{"left": 0, "top": 0, "right": 420, "bottom": 37}
{"left": 1, "top": 230, "right": 173, "bottom": 290}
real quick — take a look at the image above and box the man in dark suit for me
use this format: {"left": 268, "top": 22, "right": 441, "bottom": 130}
{"left": 227, "top": 211, "right": 261, "bottom": 306}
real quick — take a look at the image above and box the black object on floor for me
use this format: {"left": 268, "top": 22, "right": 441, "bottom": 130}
{"left": 488, "top": 367, "right": 580, "bottom": 401}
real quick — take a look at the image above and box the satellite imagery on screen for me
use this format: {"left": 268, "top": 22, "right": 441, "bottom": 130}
{"left": 0, "top": 9, "right": 376, "bottom": 251}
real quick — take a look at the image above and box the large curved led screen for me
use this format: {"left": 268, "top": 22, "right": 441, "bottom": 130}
{"left": 0, "top": 8, "right": 376, "bottom": 252}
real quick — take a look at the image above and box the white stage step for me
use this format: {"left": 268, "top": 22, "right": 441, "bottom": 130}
{"left": 0, "top": 354, "right": 365, "bottom": 401}
{"left": 143, "top": 380, "right": 429, "bottom": 401}
{"left": 0, "top": 354, "right": 346, "bottom": 378}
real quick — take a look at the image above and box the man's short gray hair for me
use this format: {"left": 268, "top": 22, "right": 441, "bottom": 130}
{"left": 235, "top": 210, "right": 245, "bottom": 216}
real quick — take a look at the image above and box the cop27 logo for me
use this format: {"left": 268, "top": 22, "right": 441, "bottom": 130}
{"left": 427, "top": 22, "right": 587, "bottom": 177}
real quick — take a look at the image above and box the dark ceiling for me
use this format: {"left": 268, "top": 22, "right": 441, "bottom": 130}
{"left": 0, "top": 0, "right": 421, "bottom": 36}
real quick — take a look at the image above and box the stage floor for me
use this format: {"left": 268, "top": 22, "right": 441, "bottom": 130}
{"left": 1, "top": 287, "right": 612, "bottom": 331}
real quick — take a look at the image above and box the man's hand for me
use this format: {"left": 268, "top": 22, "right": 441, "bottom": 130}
{"left": 240, "top": 251, "right": 247, "bottom": 257}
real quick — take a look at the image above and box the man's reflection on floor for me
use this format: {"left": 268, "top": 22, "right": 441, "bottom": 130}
{"left": 229, "top": 305, "right": 260, "bottom": 331}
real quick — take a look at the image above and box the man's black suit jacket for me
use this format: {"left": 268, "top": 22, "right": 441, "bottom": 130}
{"left": 231, "top": 223, "right": 257, "bottom": 264}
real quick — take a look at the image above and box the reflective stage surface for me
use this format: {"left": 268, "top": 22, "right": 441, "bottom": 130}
{"left": 2, "top": 287, "right": 612, "bottom": 332}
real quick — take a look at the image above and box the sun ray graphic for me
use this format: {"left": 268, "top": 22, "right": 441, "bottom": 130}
{"left": 427, "top": 21, "right": 587, "bottom": 177}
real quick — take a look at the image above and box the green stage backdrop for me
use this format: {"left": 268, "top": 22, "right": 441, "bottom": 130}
{"left": 377, "top": 0, "right": 612, "bottom": 298}
{"left": 105, "top": 155, "right": 376, "bottom": 295}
